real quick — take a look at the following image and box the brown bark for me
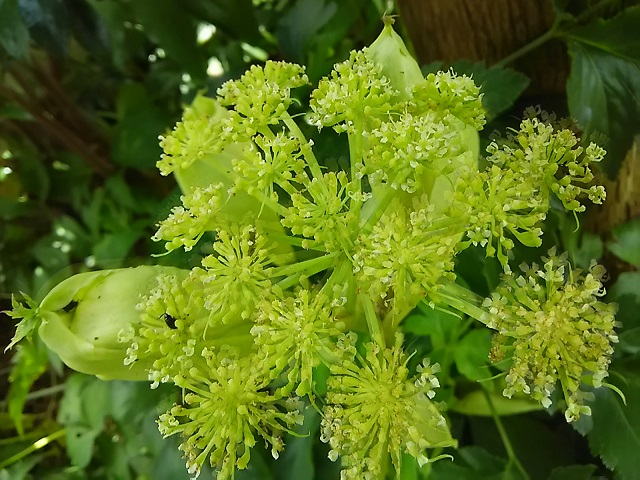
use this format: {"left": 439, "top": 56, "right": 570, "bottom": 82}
{"left": 396, "top": 0, "right": 569, "bottom": 93}
{"left": 397, "top": 0, "right": 639, "bottom": 236}
{"left": 588, "top": 140, "right": 640, "bottom": 235}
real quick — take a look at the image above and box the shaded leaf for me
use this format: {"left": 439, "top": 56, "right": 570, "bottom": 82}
{"left": 453, "top": 328, "right": 492, "bottom": 381}
{"left": 112, "top": 83, "right": 173, "bottom": 169}
{"left": 547, "top": 464, "right": 597, "bottom": 480}
{"left": 66, "top": 0, "right": 110, "bottom": 57}
{"left": 566, "top": 38, "right": 640, "bottom": 177}
{"left": 272, "top": 406, "right": 319, "bottom": 480}
{"left": 582, "top": 363, "right": 640, "bottom": 479}
{"left": 0, "top": 0, "right": 30, "bottom": 58}
{"left": 429, "top": 446, "right": 516, "bottom": 480}
{"left": 451, "top": 388, "right": 542, "bottom": 417}
{"left": 277, "top": 0, "right": 337, "bottom": 61}
{"left": 7, "top": 341, "right": 48, "bottom": 435}
{"left": 607, "top": 218, "right": 640, "bottom": 267}
{"left": 451, "top": 62, "right": 530, "bottom": 120}
{"left": 182, "top": 0, "right": 260, "bottom": 43}
{"left": 402, "top": 306, "right": 461, "bottom": 348}
{"left": 130, "top": 0, "right": 206, "bottom": 80}
{"left": 608, "top": 272, "right": 640, "bottom": 332}
{"left": 17, "top": 0, "right": 69, "bottom": 57}
{"left": 565, "top": 6, "right": 640, "bottom": 65}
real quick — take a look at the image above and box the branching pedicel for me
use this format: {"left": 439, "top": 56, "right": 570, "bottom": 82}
{"left": 7, "top": 19, "right": 617, "bottom": 480}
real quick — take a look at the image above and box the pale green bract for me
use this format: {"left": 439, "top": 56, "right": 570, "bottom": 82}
{"left": 7, "top": 19, "right": 617, "bottom": 480}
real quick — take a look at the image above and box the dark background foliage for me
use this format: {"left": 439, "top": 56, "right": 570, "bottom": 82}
{"left": 0, "top": 0, "right": 638, "bottom": 478}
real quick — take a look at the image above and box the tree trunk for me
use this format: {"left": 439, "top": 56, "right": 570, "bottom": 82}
{"left": 396, "top": 0, "right": 568, "bottom": 94}
{"left": 397, "top": 0, "right": 639, "bottom": 245}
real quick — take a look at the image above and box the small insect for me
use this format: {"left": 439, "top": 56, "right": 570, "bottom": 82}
{"left": 162, "top": 313, "right": 177, "bottom": 330}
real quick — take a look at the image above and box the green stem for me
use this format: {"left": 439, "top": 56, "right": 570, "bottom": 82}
{"left": 269, "top": 252, "right": 338, "bottom": 279}
{"left": 494, "top": 19, "right": 560, "bottom": 68}
{"left": 359, "top": 294, "right": 386, "bottom": 348}
{"left": 359, "top": 168, "right": 411, "bottom": 232}
{"left": 483, "top": 389, "right": 530, "bottom": 480}
{"left": 438, "top": 280, "right": 492, "bottom": 326}
{"left": 347, "top": 122, "right": 364, "bottom": 221}
{"left": 281, "top": 112, "right": 324, "bottom": 182}
{"left": 0, "top": 429, "right": 66, "bottom": 470}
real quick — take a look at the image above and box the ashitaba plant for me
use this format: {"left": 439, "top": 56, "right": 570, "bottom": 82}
{"left": 6, "top": 18, "right": 618, "bottom": 480}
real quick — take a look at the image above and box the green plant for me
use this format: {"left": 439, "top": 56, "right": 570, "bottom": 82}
{"left": 6, "top": 18, "right": 623, "bottom": 480}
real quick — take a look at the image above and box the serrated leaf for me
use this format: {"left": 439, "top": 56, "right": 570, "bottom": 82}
{"left": 0, "top": 0, "right": 30, "bottom": 58}
{"left": 607, "top": 218, "right": 640, "bottom": 267}
{"left": 450, "top": 62, "right": 530, "bottom": 120}
{"left": 566, "top": 37, "right": 640, "bottom": 177}
{"left": 565, "top": 6, "right": 640, "bottom": 65}
{"left": 583, "top": 367, "right": 640, "bottom": 479}
{"left": 4, "top": 294, "right": 41, "bottom": 351}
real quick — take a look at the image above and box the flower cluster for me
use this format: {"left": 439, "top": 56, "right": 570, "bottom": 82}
{"left": 321, "top": 333, "right": 456, "bottom": 479}
{"left": 484, "top": 250, "right": 617, "bottom": 421}
{"left": 7, "top": 18, "right": 617, "bottom": 480}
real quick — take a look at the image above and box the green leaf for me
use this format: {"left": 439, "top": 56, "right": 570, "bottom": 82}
{"left": 272, "top": 406, "right": 319, "bottom": 480}
{"left": 112, "top": 83, "right": 173, "bottom": 169}
{"left": 566, "top": 19, "right": 640, "bottom": 177}
{"left": 4, "top": 294, "right": 41, "bottom": 351}
{"left": 429, "top": 446, "right": 514, "bottom": 480}
{"left": 402, "top": 306, "right": 461, "bottom": 348}
{"left": 0, "top": 0, "right": 30, "bottom": 58}
{"left": 181, "top": 0, "right": 260, "bottom": 43}
{"left": 7, "top": 341, "right": 48, "bottom": 435}
{"left": 619, "top": 328, "right": 640, "bottom": 355}
{"left": 66, "top": 0, "right": 109, "bottom": 57}
{"left": 565, "top": 6, "right": 640, "bottom": 65}
{"left": 277, "top": 0, "right": 338, "bottom": 61}
{"left": 130, "top": 0, "right": 206, "bottom": 80}
{"left": 92, "top": 231, "right": 140, "bottom": 268}
{"left": 573, "top": 232, "right": 603, "bottom": 270}
{"left": 582, "top": 363, "right": 640, "bottom": 480}
{"left": 451, "top": 388, "right": 543, "bottom": 417}
{"left": 607, "top": 219, "right": 640, "bottom": 267}
{"left": 547, "top": 464, "right": 597, "bottom": 480}
{"left": 450, "top": 62, "right": 530, "bottom": 121}
{"left": 453, "top": 328, "right": 492, "bottom": 381}
{"left": 17, "top": 0, "right": 69, "bottom": 57}
{"left": 608, "top": 272, "right": 640, "bottom": 332}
